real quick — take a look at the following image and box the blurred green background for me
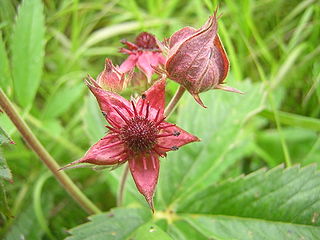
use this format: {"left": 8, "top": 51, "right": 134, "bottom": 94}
{"left": 0, "top": 0, "right": 319, "bottom": 239}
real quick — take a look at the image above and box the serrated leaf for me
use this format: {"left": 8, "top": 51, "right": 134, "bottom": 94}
{"left": 0, "top": 127, "right": 13, "bottom": 182}
{"left": 0, "top": 32, "right": 11, "bottom": 92}
{"left": 67, "top": 208, "right": 152, "bottom": 240}
{"left": 0, "top": 153, "right": 12, "bottom": 182}
{"left": 157, "top": 81, "right": 264, "bottom": 208}
{"left": 179, "top": 165, "right": 320, "bottom": 226}
{"left": 170, "top": 215, "right": 320, "bottom": 240}
{"left": 11, "top": 0, "right": 45, "bottom": 107}
{"left": 0, "top": 126, "right": 14, "bottom": 145}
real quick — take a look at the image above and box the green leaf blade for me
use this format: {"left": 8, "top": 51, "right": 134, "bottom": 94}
{"left": 157, "top": 81, "right": 264, "bottom": 208}
{"left": 178, "top": 165, "right": 320, "bottom": 226}
{"left": 67, "top": 208, "right": 152, "bottom": 240}
{"left": 0, "top": 32, "right": 11, "bottom": 92}
{"left": 11, "top": 0, "right": 45, "bottom": 108}
{"left": 172, "top": 215, "right": 320, "bottom": 240}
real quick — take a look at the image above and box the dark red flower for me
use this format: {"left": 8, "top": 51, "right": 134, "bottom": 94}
{"left": 119, "top": 32, "right": 166, "bottom": 83}
{"left": 164, "top": 10, "right": 242, "bottom": 107}
{"left": 61, "top": 77, "right": 199, "bottom": 210}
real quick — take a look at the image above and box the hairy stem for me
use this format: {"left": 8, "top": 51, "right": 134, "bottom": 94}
{"left": 117, "top": 164, "right": 129, "bottom": 206}
{"left": 0, "top": 88, "right": 101, "bottom": 215}
{"left": 164, "top": 85, "right": 186, "bottom": 117}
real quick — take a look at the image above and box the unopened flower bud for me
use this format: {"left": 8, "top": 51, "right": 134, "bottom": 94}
{"left": 165, "top": 11, "right": 242, "bottom": 107}
{"left": 97, "top": 58, "right": 130, "bottom": 92}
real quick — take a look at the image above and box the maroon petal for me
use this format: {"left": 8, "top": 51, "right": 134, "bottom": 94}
{"left": 136, "top": 52, "right": 157, "bottom": 82}
{"left": 60, "top": 134, "right": 127, "bottom": 170}
{"left": 128, "top": 154, "right": 160, "bottom": 210}
{"left": 119, "top": 54, "right": 139, "bottom": 73}
{"left": 136, "top": 52, "right": 166, "bottom": 83}
{"left": 86, "top": 76, "right": 133, "bottom": 127}
{"left": 136, "top": 78, "right": 166, "bottom": 120}
{"left": 157, "top": 124, "right": 200, "bottom": 152}
{"left": 169, "top": 26, "right": 197, "bottom": 48}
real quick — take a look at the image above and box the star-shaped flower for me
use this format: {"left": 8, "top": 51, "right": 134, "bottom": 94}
{"left": 61, "top": 77, "right": 199, "bottom": 210}
{"left": 119, "top": 32, "right": 166, "bottom": 83}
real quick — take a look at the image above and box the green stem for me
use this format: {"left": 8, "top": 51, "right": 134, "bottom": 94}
{"left": 117, "top": 164, "right": 129, "bottom": 206}
{"left": 164, "top": 86, "right": 186, "bottom": 117}
{"left": 0, "top": 88, "right": 101, "bottom": 215}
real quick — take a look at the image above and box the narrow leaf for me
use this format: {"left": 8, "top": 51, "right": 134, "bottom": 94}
{"left": 0, "top": 32, "right": 11, "bottom": 92}
{"left": 11, "top": 0, "right": 45, "bottom": 107}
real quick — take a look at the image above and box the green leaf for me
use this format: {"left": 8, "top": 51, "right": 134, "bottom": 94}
{"left": 83, "top": 95, "right": 106, "bottom": 143}
{"left": 4, "top": 205, "right": 45, "bottom": 240}
{"left": 130, "top": 223, "right": 173, "bottom": 240}
{"left": 0, "top": 32, "right": 11, "bottom": 92}
{"left": 0, "top": 153, "right": 12, "bottom": 182}
{"left": 157, "top": 81, "right": 264, "bottom": 208}
{"left": 42, "top": 84, "right": 84, "bottom": 119}
{"left": 67, "top": 208, "right": 152, "bottom": 240}
{"left": 0, "top": 127, "right": 13, "bottom": 182}
{"left": 170, "top": 215, "right": 320, "bottom": 240}
{"left": 178, "top": 165, "right": 320, "bottom": 226}
{"left": 0, "top": 181, "right": 12, "bottom": 219}
{"left": 0, "top": 126, "right": 14, "bottom": 145}
{"left": 11, "top": 0, "right": 45, "bottom": 108}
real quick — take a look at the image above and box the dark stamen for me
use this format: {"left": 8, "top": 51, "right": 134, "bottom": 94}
{"left": 113, "top": 107, "right": 129, "bottom": 124}
{"left": 106, "top": 116, "right": 121, "bottom": 128}
{"left": 100, "top": 141, "right": 123, "bottom": 150}
{"left": 154, "top": 109, "right": 160, "bottom": 122}
{"left": 123, "top": 105, "right": 134, "bottom": 117}
{"left": 139, "top": 98, "right": 145, "bottom": 115}
{"left": 157, "top": 145, "right": 172, "bottom": 151}
{"left": 131, "top": 101, "right": 138, "bottom": 116}
{"left": 158, "top": 124, "right": 176, "bottom": 130}
{"left": 155, "top": 116, "right": 166, "bottom": 126}
{"left": 109, "top": 150, "right": 127, "bottom": 159}
{"left": 156, "top": 131, "right": 179, "bottom": 138}
{"left": 145, "top": 102, "right": 150, "bottom": 119}
{"left": 171, "top": 146, "right": 179, "bottom": 151}
{"left": 152, "top": 148, "right": 166, "bottom": 158}
{"left": 106, "top": 126, "right": 120, "bottom": 133}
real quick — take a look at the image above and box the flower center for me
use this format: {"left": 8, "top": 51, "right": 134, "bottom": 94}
{"left": 120, "top": 116, "right": 158, "bottom": 153}
{"left": 135, "top": 32, "right": 158, "bottom": 50}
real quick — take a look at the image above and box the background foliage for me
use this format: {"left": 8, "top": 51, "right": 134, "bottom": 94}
{"left": 0, "top": 0, "right": 319, "bottom": 239}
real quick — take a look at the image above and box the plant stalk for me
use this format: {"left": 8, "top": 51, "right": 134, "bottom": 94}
{"left": 0, "top": 88, "right": 101, "bottom": 215}
{"left": 117, "top": 164, "right": 129, "bottom": 206}
{"left": 164, "top": 85, "right": 186, "bottom": 117}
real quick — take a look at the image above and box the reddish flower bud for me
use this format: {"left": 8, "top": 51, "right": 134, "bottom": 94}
{"left": 97, "top": 58, "right": 130, "bottom": 92}
{"left": 165, "top": 11, "right": 242, "bottom": 107}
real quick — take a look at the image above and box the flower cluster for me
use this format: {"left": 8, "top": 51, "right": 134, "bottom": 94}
{"left": 61, "top": 10, "right": 241, "bottom": 210}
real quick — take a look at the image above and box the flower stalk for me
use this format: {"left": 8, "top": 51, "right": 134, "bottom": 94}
{"left": 117, "top": 164, "right": 129, "bottom": 206}
{"left": 0, "top": 88, "right": 101, "bottom": 215}
{"left": 164, "top": 85, "right": 186, "bottom": 117}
